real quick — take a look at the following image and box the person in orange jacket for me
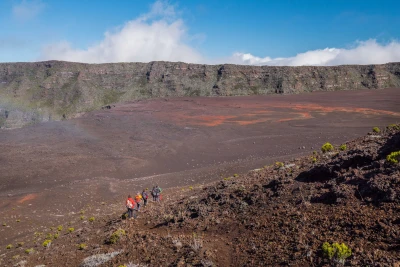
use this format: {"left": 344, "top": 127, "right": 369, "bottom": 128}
{"left": 135, "top": 192, "right": 143, "bottom": 211}
{"left": 126, "top": 195, "right": 136, "bottom": 219}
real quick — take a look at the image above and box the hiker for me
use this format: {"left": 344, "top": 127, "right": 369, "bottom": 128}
{"left": 135, "top": 192, "right": 142, "bottom": 211}
{"left": 142, "top": 189, "right": 149, "bottom": 206}
{"left": 126, "top": 195, "right": 136, "bottom": 219}
{"left": 151, "top": 186, "right": 156, "bottom": 201}
{"left": 154, "top": 185, "right": 162, "bottom": 202}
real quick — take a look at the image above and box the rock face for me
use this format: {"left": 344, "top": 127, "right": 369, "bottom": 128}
{"left": 0, "top": 60, "right": 400, "bottom": 128}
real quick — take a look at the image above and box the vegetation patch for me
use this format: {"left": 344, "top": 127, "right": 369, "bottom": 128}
{"left": 108, "top": 229, "right": 126, "bottom": 244}
{"left": 78, "top": 243, "right": 87, "bottom": 250}
{"left": 339, "top": 144, "right": 347, "bottom": 151}
{"left": 372, "top": 127, "right": 380, "bottom": 133}
{"left": 25, "top": 248, "right": 34, "bottom": 254}
{"left": 42, "top": 239, "right": 52, "bottom": 248}
{"left": 321, "top": 142, "right": 334, "bottom": 153}
{"left": 89, "top": 217, "right": 95, "bottom": 222}
{"left": 68, "top": 227, "right": 75, "bottom": 233}
{"left": 386, "top": 151, "right": 400, "bottom": 164}
{"left": 322, "top": 242, "right": 352, "bottom": 265}
{"left": 6, "top": 244, "right": 13, "bottom": 249}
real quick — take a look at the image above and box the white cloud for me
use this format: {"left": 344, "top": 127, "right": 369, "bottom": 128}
{"left": 39, "top": 0, "right": 400, "bottom": 66}
{"left": 40, "top": 1, "right": 202, "bottom": 63}
{"left": 12, "top": 0, "right": 45, "bottom": 21}
{"left": 230, "top": 40, "right": 400, "bottom": 66}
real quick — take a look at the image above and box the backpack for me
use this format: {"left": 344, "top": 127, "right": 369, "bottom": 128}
{"left": 154, "top": 187, "right": 161, "bottom": 195}
{"left": 126, "top": 199, "right": 133, "bottom": 209}
{"left": 142, "top": 192, "right": 148, "bottom": 199}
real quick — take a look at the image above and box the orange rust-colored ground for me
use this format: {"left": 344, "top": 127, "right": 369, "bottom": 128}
{"left": 155, "top": 101, "right": 400, "bottom": 127}
{"left": 17, "top": 193, "right": 37, "bottom": 204}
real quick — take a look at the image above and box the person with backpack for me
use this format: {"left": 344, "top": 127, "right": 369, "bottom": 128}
{"left": 151, "top": 186, "right": 156, "bottom": 201}
{"left": 142, "top": 189, "right": 149, "bottom": 206}
{"left": 135, "top": 192, "right": 142, "bottom": 211}
{"left": 154, "top": 185, "right": 162, "bottom": 202}
{"left": 126, "top": 195, "right": 136, "bottom": 219}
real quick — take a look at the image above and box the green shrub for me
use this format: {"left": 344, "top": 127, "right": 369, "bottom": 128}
{"left": 311, "top": 157, "right": 317, "bottom": 163}
{"left": 80, "top": 215, "right": 85, "bottom": 220}
{"left": 322, "top": 242, "right": 352, "bottom": 265}
{"left": 2, "top": 223, "right": 6, "bottom": 226}
{"left": 46, "top": 233, "right": 54, "bottom": 240}
{"left": 233, "top": 174, "right": 239, "bottom": 177}
{"left": 89, "top": 217, "right": 95, "bottom": 222}
{"left": 372, "top": 127, "right": 380, "bottom": 133}
{"left": 54, "top": 233, "right": 59, "bottom": 239}
{"left": 68, "top": 227, "right": 74, "bottom": 233}
{"left": 78, "top": 243, "right": 87, "bottom": 250}
{"left": 339, "top": 144, "right": 347, "bottom": 151}
{"left": 17, "top": 242, "right": 24, "bottom": 247}
{"left": 109, "top": 229, "right": 126, "bottom": 244}
{"left": 275, "top": 162, "right": 284, "bottom": 168}
{"left": 42, "top": 239, "right": 52, "bottom": 248}
{"left": 16, "top": 219, "right": 20, "bottom": 223}
{"left": 189, "top": 186, "right": 194, "bottom": 190}
{"left": 57, "top": 225, "right": 63, "bottom": 232}
{"left": 387, "top": 151, "right": 400, "bottom": 164}
{"left": 387, "top": 124, "right": 400, "bottom": 130}
{"left": 321, "top": 142, "right": 334, "bottom": 153}
{"left": 6, "top": 244, "right": 12, "bottom": 249}
{"left": 25, "top": 248, "right": 34, "bottom": 254}
{"left": 80, "top": 210, "right": 85, "bottom": 215}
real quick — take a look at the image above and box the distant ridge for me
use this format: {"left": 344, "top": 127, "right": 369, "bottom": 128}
{"left": 0, "top": 61, "right": 399, "bottom": 128}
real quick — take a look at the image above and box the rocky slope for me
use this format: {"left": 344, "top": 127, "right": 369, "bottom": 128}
{"left": 1, "top": 61, "right": 400, "bottom": 128}
{"left": 3, "top": 125, "right": 399, "bottom": 266}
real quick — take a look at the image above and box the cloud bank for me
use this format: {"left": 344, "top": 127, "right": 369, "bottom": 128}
{"left": 40, "top": 1, "right": 202, "bottom": 64}
{"left": 230, "top": 40, "right": 400, "bottom": 66}
{"left": 40, "top": 1, "right": 400, "bottom": 66}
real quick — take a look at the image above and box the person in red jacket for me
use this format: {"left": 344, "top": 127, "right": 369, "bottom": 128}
{"left": 126, "top": 195, "right": 136, "bottom": 219}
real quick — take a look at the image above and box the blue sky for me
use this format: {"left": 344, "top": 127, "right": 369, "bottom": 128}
{"left": 1, "top": 0, "right": 400, "bottom": 65}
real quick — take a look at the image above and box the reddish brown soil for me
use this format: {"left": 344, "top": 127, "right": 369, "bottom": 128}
{"left": 3, "top": 124, "right": 400, "bottom": 267}
{"left": 0, "top": 88, "right": 399, "bottom": 265}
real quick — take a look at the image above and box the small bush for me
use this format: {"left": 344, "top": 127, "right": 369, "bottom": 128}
{"left": 387, "top": 124, "right": 400, "bottom": 130}
{"left": 189, "top": 186, "right": 194, "bottom": 190}
{"left": 57, "top": 225, "right": 63, "bottom": 232}
{"left": 25, "top": 248, "right": 34, "bottom": 254}
{"left": 42, "top": 239, "right": 52, "bottom": 248}
{"left": 233, "top": 174, "right": 239, "bottom": 177}
{"left": 80, "top": 210, "right": 85, "bottom": 215}
{"left": 78, "top": 243, "right": 87, "bottom": 250}
{"left": 16, "top": 219, "right": 20, "bottom": 223}
{"left": 372, "top": 127, "right": 380, "bottom": 133}
{"left": 89, "top": 217, "right": 95, "bottom": 222}
{"left": 311, "top": 157, "right": 317, "bottom": 163}
{"left": 322, "top": 242, "right": 351, "bottom": 265}
{"left": 387, "top": 151, "right": 400, "bottom": 164}
{"left": 321, "top": 142, "right": 334, "bottom": 153}
{"left": 6, "top": 244, "right": 13, "bottom": 249}
{"left": 46, "top": 233, "right": 54, "bottom": 240}
{"left": 80, "top": 215, "right": 85, "bottom": 220}
{"left": 313, "top": 151, "right": 317, "bottom": 155}
{"left": 339, "top": 144, "right": 347, "bottom": 151}
{"left": 2, "top": 223, "right": 6, "bottom": 226}
{"left": 54, "top": 233, "right": 59, "bottom": 239}
{"left": 275, "top": 162, "right": 284, "bottom": 168}
{"left": 109, "top": 229, "right": 126, "bottom": 244}
{"left": 68, "top": 227, "right": 74, "bottom": 233}
{"left": 17, "top": 242, "right": 24, "bottom": 247}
